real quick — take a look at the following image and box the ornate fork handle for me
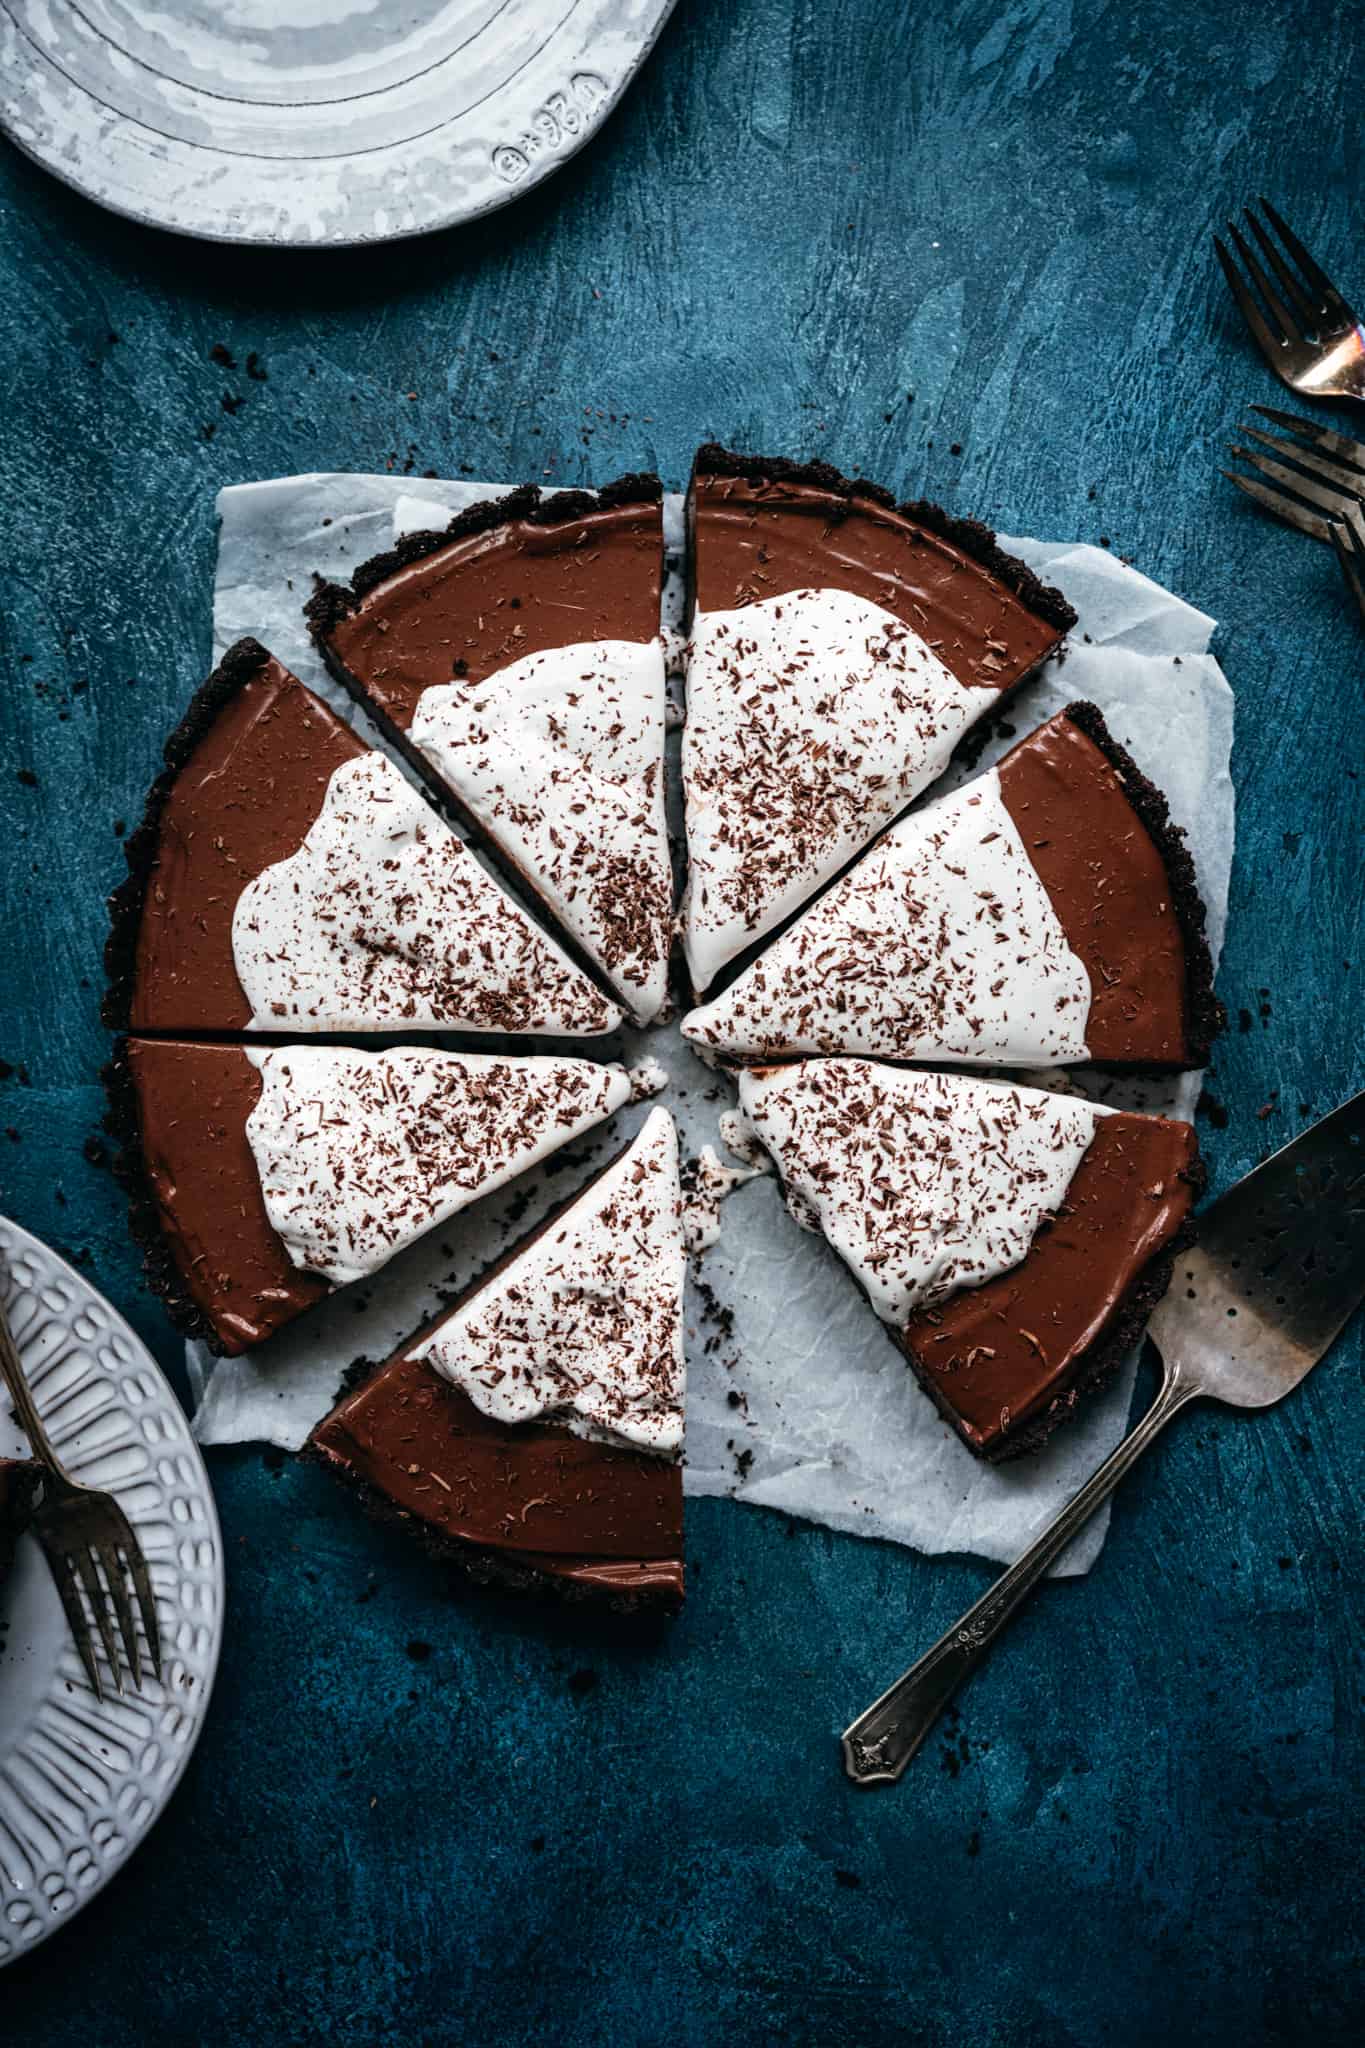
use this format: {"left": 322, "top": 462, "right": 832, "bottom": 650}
{"left": 841, "top": 1359, "right": 1201, "bottom": 1785}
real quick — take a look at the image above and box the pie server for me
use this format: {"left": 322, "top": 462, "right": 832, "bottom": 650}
{"left": 842, "top": 1088, "right": 1365, "bottom": 1785}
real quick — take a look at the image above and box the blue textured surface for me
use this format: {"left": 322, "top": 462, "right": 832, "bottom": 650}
{"left": 1, "top": 3, "right": 1362, "bottom": 2041}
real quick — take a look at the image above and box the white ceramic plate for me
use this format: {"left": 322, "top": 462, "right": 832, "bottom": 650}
{"left": 0, "top": 0, "right": 678, "bottom": 248}
{"left": 0, "top": 1216, "right": 223, "bottom": 1964}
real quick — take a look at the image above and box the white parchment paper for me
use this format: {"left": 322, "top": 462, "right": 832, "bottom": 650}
{"left": 193, "top": 472, "right": 1234, "bottom": 1576}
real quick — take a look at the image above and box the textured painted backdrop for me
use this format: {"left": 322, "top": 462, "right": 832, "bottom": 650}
{"left": 1, "top": 2, "right": 1362, "bottom": 2042}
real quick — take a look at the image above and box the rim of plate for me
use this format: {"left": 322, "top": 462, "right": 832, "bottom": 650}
{"left": 0, "top": 0, "right": 678, "bottom": 248}
{"left": 0, "top": 1216, "right": 224, "bottom": 1965}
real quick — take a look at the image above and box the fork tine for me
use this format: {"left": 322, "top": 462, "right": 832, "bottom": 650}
{"left": 1252, "top": 405, "right": 1365, "bottom": 473}
{"left": 96, "top": 1540, "right": 142, "bottom": 1690}
{"left": 1227, "top": 220, "right": 1302, "bottom": 345}
{"left": 124, "top": 1543, "right": 163, "bottom": 1682}
{"left": 74, "top": 1546, "right": 124, "bottom": 1694}
{"left": 1221, "top": 469, "right": 1336, "bottom": 543}
{"left": 1240, "top": 426, "right": 1365, "bottom": 499}
{"left": 1230, "top": 441, "right": 1363, "bottom": 521}
{"left": 1215, "top": 235, "right": 1289, "bottom": 368}
{"left": 1245, "top": 208, "right": 1322, "bottom": 329}
{"left": 45, "top": 1546, "right": 103, "bottom": 1702}
{"left": 1258, "top": 197, "right": 1341, "bottom": 310}
{"left": 1331, "top": 520, "right": 1365, "bottom": 626}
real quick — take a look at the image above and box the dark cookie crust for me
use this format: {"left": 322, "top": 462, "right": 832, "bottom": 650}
{"left": 101, "top": 1036, "right": 223, "bottom": 1351}
{"left": 298, "top": 1439, "right": 681, "bottom": 1617}
{"left": 304, "top": 472, "right": 664, "bottom": 637}
{"left": 102, "top": 636, "right": 276, "bottom": 1032}
{"left": 1061, "top": 700, "right": 1225, "bottom": 1067}
{"left": 691, "top": 444, "right": 1078, "bottom": 635}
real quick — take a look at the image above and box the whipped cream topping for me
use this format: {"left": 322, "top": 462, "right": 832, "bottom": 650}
{"left": 684, "top": 769, "right": 1091, "bottom": 1065}
{"left": 732, "top": 1060, "right": 1106, "bottom": 1327}
{"left": 232, "top": 752, "right": 621, "bottom": 1036}
{"left": 243, "top": 1047, "right": 631, "bottom": 1288}
{"left": 407, "top": 638, "right": 673, "bottom": 1022}
{"left": 417, "top": 1106, "right": 686, "bottom": 1456}
{"left": 681, "top": 588, "right": 996, "bottom": 990}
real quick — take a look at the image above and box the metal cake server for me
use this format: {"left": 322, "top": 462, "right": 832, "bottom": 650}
{"left": 842, "top": 1090, "right": 1365, "bottom": 1786}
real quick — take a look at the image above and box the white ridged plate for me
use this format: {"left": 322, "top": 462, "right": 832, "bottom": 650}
{"left": 0, "top": 1217, "right": 223, "bottom": 1965}
{"left": 0, "top": 0, "right": 678, "bottom": 248}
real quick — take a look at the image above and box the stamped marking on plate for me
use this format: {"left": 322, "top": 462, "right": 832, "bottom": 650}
{"left": 493, "top": 73, "right": 612, "bottom": 184}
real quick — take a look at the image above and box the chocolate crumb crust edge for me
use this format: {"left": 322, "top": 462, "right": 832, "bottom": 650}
{"left": 101, "top": 1034, "right": 224, "bottom": 1353}
{"left": 303, "top": 470, "right": 665, "bottom": 636}
{"left": 1061, "top": 699, "right": 1225, "bottom": 1067}
{"left": 690, "top": 443, "right": 1079, "bottom": 636}
{"left": 301, "top": 1138, "right": 684, "bottom": 1616}
{"left": 102, "top": 635, "right": 277, "bottom": 1033}
{"left": 905, "top": 1152, "right": 1206, "bottom": 1464}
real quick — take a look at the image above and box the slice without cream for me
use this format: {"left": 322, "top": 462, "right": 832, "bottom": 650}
{"left": 307, "top": 479, "right": 674, "bottom": 1022}
{"left": 416, "top": 1106, "right": 685, "bottom": 1456}
{"left": 685, "top": 705, "right": 1219, "bottom": 1069}
{"left": 105, "top": 637, "right": 619, "bottom": 1037}
{"left": 111, "top": 1038, "right": 638, "bottom": 1355}
{"left": 681, "top": 446, "right": 1076, "bottom": 993}
{"left": 731, "top": 1058, "right": 1199, "bottom": 1460}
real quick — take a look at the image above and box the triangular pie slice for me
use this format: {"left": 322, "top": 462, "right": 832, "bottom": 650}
{"left": 306, "top": 478, "right": 673, "bottom": 1023}
{"left": 106, "top": 1040, "right": 641, "bottom": 1356}
{"left": 730, "top": 1059, "right": 1200, "bottom": 1461}
{"left": 104, "top": 637, "right": 620, "bottom": 1039}
{"left": 685, "top": 703, "right": 1221, "bottom": 1069}
{"left": 308, "top": 1107, "right": 686, "bottom": 1612}
{"left": 681, "top": 446, "right": 1078, "bottom": 992}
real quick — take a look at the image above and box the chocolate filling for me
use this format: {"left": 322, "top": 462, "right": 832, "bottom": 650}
{"left": 995, "top": 705, "right": 1219, "bottom": 1065}
{"left": 107, "top": 641, "right": 366, "bottom": 1034}
{"left": 902, "top": 1111, "right": 1201, "bottom": 1459}
{"left": 687, "top": 445, "right": 1075, "bottom": 692}
{"left": 107, "top": 1037, "right": 328, "bottom": 1356}
{"left": 307, "top": 476, "right": 664, "bottom": 728}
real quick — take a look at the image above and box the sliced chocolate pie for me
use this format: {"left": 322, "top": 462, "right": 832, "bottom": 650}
{"left": 730, "top": 1058, "right": 1201, "bottom": 1461}
{"left": 308, "top": 1106, "right": 686, "bottom": 1611}
{"left": 684, "top": 703, "right": 1222, "bottom": 1070}
{"left": 306, "top": 477, "right": 673, "bottom": 1023}
{"left": 107, "top": 1038, "right": 642, "bottom": 1356}
{"left": 104, "top": 637, "right": 619, "bottom": 1039}
{"left": 680, "top": 446, "right": 1078, "bottom": 994}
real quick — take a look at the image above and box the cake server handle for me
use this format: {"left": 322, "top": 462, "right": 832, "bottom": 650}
{"left": 840, "top": 1355, "right": 1199, "bottom": 1786}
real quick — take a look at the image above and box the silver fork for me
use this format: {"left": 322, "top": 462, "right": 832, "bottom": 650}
{"left": 1223, "top": 408, "right": 1365, "bottom": 625}
{"left": 0, "top": 1287, "right": 162, "bottom": 1700}
{"left": 1225, "top": 406, "right": 1365, "bottom": 543}
{"left": 1214, "top": 198, "right": 1365, "bottom": 400}
{"left": 842, "top": 1090, "right": 1365, "bottom": 1786}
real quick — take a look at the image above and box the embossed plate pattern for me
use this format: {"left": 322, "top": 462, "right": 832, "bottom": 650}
{"left": 0, "top": 1217, "right": 223, "bottom": 1963}
{"left": 0, "top": 0, "right": 678, "bottom": 248}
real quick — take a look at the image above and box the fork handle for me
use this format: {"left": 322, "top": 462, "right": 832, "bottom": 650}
{"left": 0, "top": 1286, "right": 66, "bottom": 1476}
{"left": 841, "top": 1358, "right": 1200, "bottom": 1785}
